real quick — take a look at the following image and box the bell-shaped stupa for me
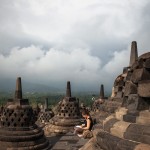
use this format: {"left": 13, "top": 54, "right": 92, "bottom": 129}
{"left": 0, "top": 77, "right": 50, "bottom": 150}
{"left": 44, "top": 81, "right": 81, "bottom": 135}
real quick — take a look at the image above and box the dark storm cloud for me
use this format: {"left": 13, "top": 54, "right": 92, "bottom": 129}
{"left": 0, "top": 0, "right": 150, "bottom": 92}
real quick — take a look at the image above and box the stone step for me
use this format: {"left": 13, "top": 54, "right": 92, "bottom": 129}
{"left": 103, "top": 117, "right": 150, "bottom": 144}
{"left": 49, "top": 132, "right": 89, "bottom": 150}
{"left": 94, "top": 129, "right": 150, "bottom": 150}
{"left": 139, "top": 110, "right": 150, "bottom": 118}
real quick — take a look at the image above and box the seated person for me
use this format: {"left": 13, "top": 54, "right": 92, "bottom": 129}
{"left": 74, "top": 109, "right": 93, "bottom": 138}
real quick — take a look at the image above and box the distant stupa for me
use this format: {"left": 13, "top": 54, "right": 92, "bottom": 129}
{"left": 100, "top": 84, "right": 104, "bottom": 99}
{"left": 92, "top": 84, "right": 106, "bottom": 112}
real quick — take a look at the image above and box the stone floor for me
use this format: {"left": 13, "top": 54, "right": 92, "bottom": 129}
{"left": 47, "top": 132, "right": 89, "bottom": 150}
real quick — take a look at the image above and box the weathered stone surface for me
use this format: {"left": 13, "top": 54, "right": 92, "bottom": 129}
{"left": 95, "top": 130, "right": 138, "bottom": 150}
{"left": 115, "top": 107, "right": 128, "bottom": 120}
{"left": 44, "top": 81, "right": 81, "bottom": 135}
{"left": 124, "top": 124, "right": 150, "bottom": 144}
{"left": 129, "top": 41, "right": 138, "bottom": 67}
{"left": 103, "top": 117, "right": 118, "bottom": 132}
{"left": 38, "top": 110, "right": 54, "bottom": 124}
{"left": 117, "top": 80, "right": 125, "bottom": 87}
{"left": 131, "top": 61, "right": 139, "bottom": 70}
{"left": 110, "top": 121, "right": 131, "bottom": 138}
{"left": 81, "top": 46, "right": 150, "bottom": 150}
{"left": 116, "top": 91, "right": 123, "bottom": 98}
{"left": 131, "top": 68, "right": 150, "bottom": 83}
{"left": 138, "top": 80, "right": 150, "bottom": 97}
{"left": 139, "top": 110, "right": 150, "bottom": 118}
{"left": 138, "top": 52, "right": 150, "bottom": 60}
{"left": 92, "top": 84, "right": 107, "bottom": 112}
{"left": 99, "top": 100, "right": 122, "bottom": 113}
{"left": 136, "top": 116, "right": 150, "bottom": 125}
{"left": 124, "top": 81, "right": 137, "bottom": 96}
{"left": 122, "top": 96, "right": 128, "bottom": 107}
{"left": 123, "top": 114, "right": 137, "bottom": 123}
{"left": 126, "top": 94, "right": 139, "bottom": 111}
{"left": 79, "top": 138, "right": 102, "bottom": 150}
{"left": 114, "top": 86, "right": 120, "bottom": 93}
{"left": 134, "top": 144, "right": 150, "bottom": 150}
{"left": 144, "top": 58, "right": 150, "bottom": 69}
{"left": 0, "top": 77, "right": 50, "bottom": 150}
{"left": 126, "top": 70, "right": 133, "bottom": 81}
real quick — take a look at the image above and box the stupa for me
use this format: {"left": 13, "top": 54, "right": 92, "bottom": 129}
{"left": 80, "top": 41, "right": 150, "bottom": 150}
{"left": 92, "top": 84, "right": 106, "bottom": 112}
{"left": 44, "top": 81, "right": 81, "bottom": 135}
{"left": 0, "top": 77, "right": 50, "bottom": 150}
{"left": 37, "top": 98, "right": 54, "bottom": 125}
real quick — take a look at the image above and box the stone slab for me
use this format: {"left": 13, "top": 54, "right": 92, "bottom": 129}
{"left": 131, "top": 68, "right": 150, "bottom": 84}
{"left": 110, "top": 121, "right": 131, "bottom": 138}
{"left": 124, "top": 81, "right": 137, "bottom": 96}
{"left": 136, "top": 117, "right": 150, "bottom": 125}
{"left": 138, "top": 80, "right": 150, "bottom": 97}
{"left": 144, "top": 58, "right": 150, "bottom": 68}
{"left": 134, "top": 143, "right": 150, "bottom": 150}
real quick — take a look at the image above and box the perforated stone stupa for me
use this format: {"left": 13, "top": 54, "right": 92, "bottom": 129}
{"left": 92, "top": 84, "right": 106, "bottom": 112}
{"left": 37, "top": 98, "right": 54, "bottom": 125}
{"left": 44, "top": 81, "right": 81, "bottom": 135}
{"left": 0, "top": 77, "right": 50, "bottom": 150}
{"left": 80, "top": 41, "right": 150, "bottom": 150}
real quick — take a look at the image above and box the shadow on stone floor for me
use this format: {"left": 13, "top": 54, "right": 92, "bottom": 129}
{"left": 47, "top": 132, "right": 89, "bottom": 150}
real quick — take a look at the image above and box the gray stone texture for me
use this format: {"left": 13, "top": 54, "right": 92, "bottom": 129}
{"left": 44, "top": 81, "right": 81, "bottom": 135}
{"left": 0, "top": 77, "right": 50, "bottom": 150}
{"left": 129, "top": 41, "right": 138, "bottom": 67}
{"left": 138, "top": 80, "right": 150, "bottom": 97}
{"left": 131, "top": 68, "right": 150, "bottom": 84}
{"left": 124, "top": 81, "right": 137, "bottom": 96}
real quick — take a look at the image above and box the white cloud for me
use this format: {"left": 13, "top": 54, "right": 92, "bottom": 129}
{"left": 0, "top": 0, "right": 150, "bottom": 91}
{"left": 0, "top": 46, "right": 101, "bottom": 87}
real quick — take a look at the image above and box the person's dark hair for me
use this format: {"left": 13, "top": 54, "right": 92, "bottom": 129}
{"left": 82, "top": 109, "right": 89, "bottom": 116}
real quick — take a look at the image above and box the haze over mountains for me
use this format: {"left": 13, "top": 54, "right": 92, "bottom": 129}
{"left": 0, "top": 1, "right": 149, "bottom": 95}
{"left": 0, "top": 78, "right": 59, "bottom": 93}
{"left": 0, "top": 78, "right": 109, "bottom": 94}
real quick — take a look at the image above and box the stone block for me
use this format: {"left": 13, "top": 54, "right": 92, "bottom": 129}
{"left": 126, "top": 94, "right": 139, "bottom": 111}
{"left": 139, "top": 110, "right": 150, "bottom": 118}
{"left": 126, "top": 71, "right": 132, "bottom": 81}
{"left": 136, "top": 117, "right": 150, "bottom": 125}
{"left": 116, "top": 91, "right": 123, "bottom": 98}
{"left": 124, "top": 81, "right": 137, "bottom": 96}
{"left": 131, "top": 61, "right": 139, "bottom": 70}
{"left": 95, "top": 130, "right": 138, "bottom": 150}
{"left": 103, "top": 117, "right": 118, "bottom": 132}
{"left": 118, "top": 80, "right": 125, "bottom": 87}
{"left": 139, "top": 52, "right": 150, "bottom": 60}
{"left": 126, "top": 94, "right": 148, "bottom": 111}
{"left": 138, "top": 80, "right": 150, "bottom": 97}
{"left": 131, "top": 68, "right": 150, "bottom": 84}
{"left": 110, "top": 121, "right": 131, "bottom": 138}
{"left": 134, "top": 144, "right": 150, "bottom": 150}
{"left": 124, "top": 132, "right": 150, "bottom": 144}
{"left": 144, "top": 58, "right": 150, "bottom": 69}
{"left": 114, "top": 86, "right": 119, "bottom": 93}
{"left": 115, "top": 107, "right": 128, "bottom": 120}
{"left": 124, "top": 123, "right": 150, "bottom": 143}
{"left": 123, "top": 114, "right": 136, "bottom": 123}
{"left": 122, "top": 96, "right": 128, "bottom": 107}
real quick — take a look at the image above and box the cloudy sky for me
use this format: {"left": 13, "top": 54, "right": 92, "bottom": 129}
{"left": 0, "top": 0, "right": 150, "bottom": 92}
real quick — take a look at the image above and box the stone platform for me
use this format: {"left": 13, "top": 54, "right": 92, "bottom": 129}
{"left": 47, "top": 132, "right": 89, "bottom": 150}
